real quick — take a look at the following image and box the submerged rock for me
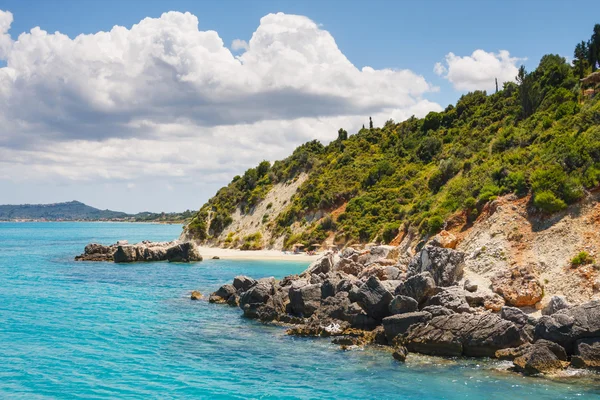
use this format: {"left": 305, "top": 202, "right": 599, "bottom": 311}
{"left": 190, "top": 290, "right": 203, "bottom": 300}
{"left": 571, "top": 338, "right": 600, "bottom": 369}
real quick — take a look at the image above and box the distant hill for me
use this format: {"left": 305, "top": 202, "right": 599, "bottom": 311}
{"left": 0, "top": 201, "right": 192, "bottom": 223}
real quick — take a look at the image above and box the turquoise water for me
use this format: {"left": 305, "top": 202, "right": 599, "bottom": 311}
{"left": 0, "top": 222, "right": 599, "bottom": 399}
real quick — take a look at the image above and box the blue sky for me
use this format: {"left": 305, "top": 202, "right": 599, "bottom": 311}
{"left": 0, "top": 0, "right": 598, "bottom": 212}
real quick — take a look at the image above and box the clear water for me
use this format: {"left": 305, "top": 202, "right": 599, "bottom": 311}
{"left": 0, "top": 222, "right": 599, "bottom": 399}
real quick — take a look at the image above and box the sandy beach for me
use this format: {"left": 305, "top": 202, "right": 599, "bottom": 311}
{"left": 197, "top": 246, "right": 320, "bottom": 262}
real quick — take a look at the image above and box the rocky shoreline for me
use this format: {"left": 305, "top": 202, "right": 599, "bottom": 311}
{"left": 75, "top": 240, "right": 202, "bottom": 263}
{"left": 206, "top": 242, "right": 600, "bottom": 375}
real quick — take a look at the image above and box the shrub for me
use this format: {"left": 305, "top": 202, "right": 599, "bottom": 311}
{"left": 504, "top": 171, "right": 528, "bottom": 196}
{"left": 571, "top": 251, "right": 594, "bottom": 267}
{"left": 382, "top": 222, "right": 401, "bottom": 243}
{"left": 533, "top": 190, "right": 567, "bottom": 213}
{"left": 427, "top": 216, "right": 444, "bottom": 235}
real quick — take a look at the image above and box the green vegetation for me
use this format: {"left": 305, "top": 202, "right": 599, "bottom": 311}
{"left": 187, "top": 25, "right": 600, "bottom": 249}
{"left": 571, "top": 251, "right": 594, "bottom": 267}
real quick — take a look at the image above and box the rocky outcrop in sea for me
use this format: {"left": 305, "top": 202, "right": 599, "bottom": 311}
{"left": 207, "top": 242, "right": 600, "bottom": 375}
{"left": 75, "top": 240, "right": 202, "bottom": 263}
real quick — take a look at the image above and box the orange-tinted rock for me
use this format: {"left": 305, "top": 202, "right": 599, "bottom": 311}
{"left": 491, "top": 265, "right": 543, "bottom": 307}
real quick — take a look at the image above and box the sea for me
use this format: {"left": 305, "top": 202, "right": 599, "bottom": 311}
{"left": 0, "top": 222, "right": 599, "bottom": 399}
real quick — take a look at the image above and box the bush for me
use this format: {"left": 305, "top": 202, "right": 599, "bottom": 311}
{"left": 504, "top": 171, "right": 528, "bottom": 196}
{"left": 427, "top": 216, "right": 444, "bottom": 235}
{"left": 382, "top": 222, "right": 401, "bottom": 243}
{"left": 571, "top": 251, "right": 594, "bottom": 267}
{"left": 533, "top": 190, "right": 567, "bottom": 213}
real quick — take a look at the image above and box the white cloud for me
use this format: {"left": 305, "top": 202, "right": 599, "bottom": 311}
{"left": 435, "top": 49, "right": 523, "bottom": 92}
{"left": 0, "top": 10, "right": 441, "bottom": 198}
{"left": 231, "top": 38, "right": 249, "bottom": 51}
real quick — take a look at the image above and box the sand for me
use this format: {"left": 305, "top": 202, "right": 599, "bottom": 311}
{"left": 197, "top": 246, "right": 319, "bottom": 262}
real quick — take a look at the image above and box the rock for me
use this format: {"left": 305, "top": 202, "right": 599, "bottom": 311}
{"left": 542, "top": 295, "right": 570, "bottom": 316}
{"left": 388, "top": 295, "right": 419, "bottom": 315}
{"left": 395, "top": 272, "right": 437, "bottom": 304}
{"left": 495, "top": 344, "right": 532, "bottom": 360}
{"left": 501, "top": 306, "right": 536, "bottom": 343}
{"left": 392, "top": 346, "right": 408, "bottom": 362}
{"left": 232, "top": 276, "right": 258, "bottom": 292}
{"left": 321, "top": 280, "right": 336, "bottom": 299}
{"left": 358, "top": 264, "right": 402, "bottom": 281}
{"left": 382, "top": 312, "right": 432, "bottom": 343}
{"left": 305, "top": 252, "right": 334, "bottom": 275}
{"left": 114, "top": 245, "right": 138, "bottom": 263}
{"left": 239, "top": 282, "right": 273, "bottom": 307}
{"left": 571, "top": 338, "right": 600, "bottom": 369}
{"left": 483, "top": 293, "right": 506, "bottom": 312}
{"left": 341, "top": 247, "right": 359, "bottom": 259}
{"left": 209, "top": 284, "right": 236, "bottom": 303}
{"left": 116, "top": 240, "right": 128, "bottom": 246}
{"left": 463, "top": 279, "right": 478, "bottom": 292}
{"left": 226, "top": 293, "right": 240, "bottom": 307}
{"left": 165, "top": 242, "right": 203, "bottom": 262}
{"left": 534, "top": 300, "right": 600, "bottom": 353}
{"left": 74, "top": 243, "right": 116, "bottom": 261}
{"left": 404, "top": 313, "right": 521, "bottom": 357}
{"left": 421, "top": 305, "right": 454, "bottom": 317}
{"left": 357, "top": 245, "right": 396, "bottom": 265}
{"left": 190, "top": 290, "right": 203, "bottom": 300}
{"left": 513, "top": 340, "right": 568, "bottom": 375}
{"left": 380, "top": 280, "right": 403, "bottom": 294}
{"left": 425, "top": 286, "right": 471, "bottom": 313}
{"left": 311, "top": 292, "right": 378, "bottom": 331}
{"left": 407, "top": 245, "right": 465, "bottom": 287}
{"left": 334, "top": 258, "right": 363, "bottom": 276}
{"left": 212, "top": 256, "right": 220, "bottom": 259}
{"left": 356, "top": 276, "right": 394, "bottom": 320}
{"left": 429, "top": 230, "right": 458, "bottom": 249}
{"left": 491, "top": 265, "right": 543, "bottom": 307}
{"left": 289, "top": 283, "right": 322, "bottom": 317}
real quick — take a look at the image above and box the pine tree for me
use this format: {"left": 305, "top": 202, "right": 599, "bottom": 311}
{"left": 369, "top": 117, "right": 373, "bottom": 129}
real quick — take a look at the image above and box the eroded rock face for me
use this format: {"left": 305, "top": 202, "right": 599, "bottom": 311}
{"left": 513, "top": 340, "right": 568, "bottom": 375}
{"left": 501, "top": 306, "right": 536, "bottom": 343}
{"left": 429, "top": 230, "right": 458, "bottom": 249}
{"left": 165, "top": 242, "right": 203, "bottom": 262}
{"left": 407, "top": 245, "right": 465, "bottom": 287}
{"left": 403, "top": 313, "right": 521, "bottom": 357}
{"left": 491, "top": 265, "right": 543, "bottom": 307}
{"left": 209, "top": 284, "right": 236, "bottom": 303}
{"left": 233, "top": 276, "right": 257, "bottom": 292}
{"left": 571, "top": 338, "right": 600, "bottom": 369}
{"left": 358, "top": 264, "right": 402, "bottom": 281}
{"left": 305, "top": 251, "right": 334, "bottom": 275}
{"left": 74, "top": 243, "right": 116, "bottom": 261}
{"left": 425, "top": 287, "right": 471, "bottom": 314}
{"left": 289, "top": 283, "right": 322, "bottom": 317}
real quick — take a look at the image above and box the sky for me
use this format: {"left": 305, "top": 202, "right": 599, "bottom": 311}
{"left": 0, "top": 0, "right": 598, "bottom": 213}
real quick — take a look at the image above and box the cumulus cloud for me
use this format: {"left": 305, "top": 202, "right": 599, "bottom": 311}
{"left": 435, "top": 50, "right": 523, "bottom": 92}
{"left": 231, "top": 38, "right": 249, "bottom": 51}
{"left": 0, "top": 10, "right": 441, "bottom": 198}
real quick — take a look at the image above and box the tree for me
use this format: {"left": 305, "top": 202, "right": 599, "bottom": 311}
{"left": 573, "top": 41, "right": 589, "bottom": 79}
{"left": 591, "top": 24, "right": 600, "bottom": 71}
{"left": 369, "top": 117, "right": 373, "bottom": 129}
{"left": 337, "top": 128, "right": 348, "bottom": 141}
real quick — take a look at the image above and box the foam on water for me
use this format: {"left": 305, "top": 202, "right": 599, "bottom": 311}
{"left": 1, "top": 222, "right": 599, "bottom": 399}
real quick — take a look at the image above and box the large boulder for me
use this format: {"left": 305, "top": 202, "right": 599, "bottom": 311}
{"left": 404, "top": 313, "right": 521, "bottom": 357}
{"left": 491, "top": 265, "right": 543, "bottom": 307}
{"left": 424, "top": 287, "right": 471, "bottom": 313}
{"left": 334, "top": 258, "right": 363, "bottom": 276}
{"left": 233, "top": 276, "right": 257, "bottom": 292}
{"left": 289, "top": 283, "right": 322, "bottom": 317}
{"left": 571, "top": 338, "right": 600, "bottom": 369}
{"left": 209, "top": 284, "right": 236, "bottom": 303}
{"left": 114, "top": 245, "right": 138, "bottom": 263}
{"left": 382, "top": 312, "right": 432, "bottom": 343}
{"left": 501, "top": 306, "right": 536, "bottom": 343}
{"left": 542, "top": 295, "right": 570, "bottom": 316}
{"left": 240, "top": 282, "right": 273, "bottom": 307}
{"left": 311, "top": 292, "right": 379, "bottom": 330}
{"left": 357, "top": 245, "right": 396, "bottom": 265}
{"left": 356, "top": 276, "right": 394, "bottom": 320}
{"left": 305, "top": 252, "right": 334, "bottom": 275}
{"left": 513, "top": 340, "right": 568, "bottom": 375}
{"left": 358, "top": 264, "right": 402, "bottom": 281}
{"left": 388, "top": 295, "right": 419, "bottom": 315}
{"left": 75, "top": 243, "right": 116, "bottom": 261}
{"left": 429, "top": 230, "right": 458, "bottom": 249}
{"left": 165, "top": 242, "right": 203, "bottom": 262}
{"left": 534, "top": 300, "right": 600, "bottom": 353}
{"left": 395, "top": 272, "right": 437, "bottom": 304}
{"left": 407, "top": 245, "right": 465, "bottom": 287}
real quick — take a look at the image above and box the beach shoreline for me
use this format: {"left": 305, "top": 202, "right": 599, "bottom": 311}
{"left": 197, "top": 246, "right": 320, "bottom": 262}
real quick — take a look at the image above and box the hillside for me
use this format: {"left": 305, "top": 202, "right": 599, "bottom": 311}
{"left": 184, "top": 50, "right": 600, "bottom": 253}
{"left": 0, "top": 200, "right": 193, "bottom": 222}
